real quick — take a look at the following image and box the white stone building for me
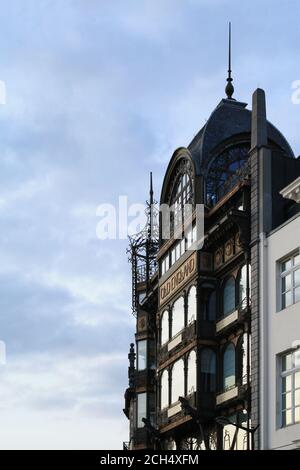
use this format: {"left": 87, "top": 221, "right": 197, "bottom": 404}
{"left": 260, "top": 176, "right": 300, "bottom": 450}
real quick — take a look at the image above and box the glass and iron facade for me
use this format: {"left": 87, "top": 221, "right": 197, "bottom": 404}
{"left": 123, "top": 89, "right": 299, "bottom": 450}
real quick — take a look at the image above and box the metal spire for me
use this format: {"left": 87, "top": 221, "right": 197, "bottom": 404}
{"left": 225, "top": 22, "right": 234, "bottom": 99}
{"left": 149, "top": 171, "right": 154, "bottom": 206}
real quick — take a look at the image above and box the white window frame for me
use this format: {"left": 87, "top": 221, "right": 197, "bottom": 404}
{"left": 279, "top": 350, "right": 300, "bottom": 428}
{"left": 279, "top": 251, "right": 300, "bottom": 310}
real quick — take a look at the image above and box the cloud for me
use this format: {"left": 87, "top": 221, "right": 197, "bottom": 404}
{"left": 0, "top": 0, "right": 299, "bottom": 450}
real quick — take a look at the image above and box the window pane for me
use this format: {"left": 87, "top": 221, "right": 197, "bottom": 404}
{"left": 201, "top": 348, "right": 216, "bottom": 392}
{"left": 295, "top": 286, "right": 300, "bottom": 303}
{"left": 282, "top": 274, "right": 291, "bottom": 292}
{"left": 171, "top": 360, "right": 185, "bottom": 403}
{"left": 223, "top": 344, "right": 235, "bottom": 390}
{"left": 137, "top": 340, "right": 147, "bottom": 370}
{"left": 187, "top": 350, "right": 197, "bottom": 394}
{"left": 282, "top": 375, "right": 292, "bottom": 392}
{"left": 171, "top": 248, "right": 176, "bottom": 266}
{"left": 294, "top": 268, "right": 300, "bottom": 287}
{"left": 282, "top": 259, "right": 292, "bottom": 273}
{"left": 285, "top": 409, "right": 292, "bottom": 426}
{"left": 294, "top": 254, "right": 300, "bottom": 266}
{"left": 282, "top": 291, "right": 292, "bottom": 309}
{"left": 172, "top": 297, "right": 185, "bottom": 337}
{"left": 188, "top": 286, "right": 197, "bottom": 324}
{"left": 176, "top": 243, "right": 180, "bottom": 261}
{"left": 137, "top": 393, "right": 147, "bottom": 428}
{"left": 161, "top": 370, "right": 169, "bottom": 409}
{"left": 206, "top": 291, "right": 216, "bottom": 321}
{"left": 295, "top": 407, "right": 300, "bottom": 423}
{"left": 282, "top": 354, "right": 292, "bottom": 372}
{"left": 161, "top": 311, "right": 169, "bottom": 345}
{"left": 239, "top": 265, "right": 247, "bottom": 308}
{"left": 295, "top": 389, "right": 300, "bottom": 407}
{"left": 295, "top": 371, "right": 300, "bottom": 389}
{"left": 223, "top": 278, "right": 236, "bottom": 316}
{"left": 282, "top": 392, "right": 292, "bottom": 410}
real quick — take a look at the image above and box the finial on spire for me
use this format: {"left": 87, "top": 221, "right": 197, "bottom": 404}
{"left": 225, "top": 22, "right": 234, "bottom": 99}
{"left": 149, "top": 172, "right": 153, "bottom": 206}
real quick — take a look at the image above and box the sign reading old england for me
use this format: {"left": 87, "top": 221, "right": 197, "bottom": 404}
{"left": 159, "top": 252, "right": 197, "bottom": 306}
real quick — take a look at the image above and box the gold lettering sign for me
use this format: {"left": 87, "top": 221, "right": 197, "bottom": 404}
{"left": 159, "top": 252, "right": 197, "bottom": 306}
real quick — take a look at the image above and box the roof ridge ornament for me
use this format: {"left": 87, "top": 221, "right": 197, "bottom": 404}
{"left": 225, "top": 22, "right": 235, "bottom": 100}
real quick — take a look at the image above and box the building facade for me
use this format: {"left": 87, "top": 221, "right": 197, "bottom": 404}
{"left": 123, "top": 85, "right": 300, "bottom": 450}
{"left": 261, "top": 177, "right": 300, "bottom": 450}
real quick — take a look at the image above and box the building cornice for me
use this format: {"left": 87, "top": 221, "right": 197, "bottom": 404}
{"left": 280, "top": 176, "right": 300, "bottom": 203}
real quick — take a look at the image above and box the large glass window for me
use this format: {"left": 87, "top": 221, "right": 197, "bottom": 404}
{"left": 137, "top": 393, "right": 147, "bottom": 428}
{"left": 161, "top": 254, "right": 170, "bottom": 276}
{"left": 171, "top": 239, "right": 185, "bottom": 267}
{"left": 187, "top": 286, "right": 197, "bottom": 324}
{"left": 280, "top": 350, "right": 300, "bottom": 427}
{"left": 187, "top": 350, "right": 197, "bottom": 394}
{"left": 201, "top": 348, "right": 216, "bottom": 392}
{"left": 172, "top": 297, "right": 185, "bottom": 337}
{"left": 137, "top": 340, "right": 147, "bottom": 370}
{"left": 223, "top": 343, "right": 236, "bottom": 390}
{"left": 171, "top": 173, "right": 192, "bottom": 231}
{"left": 161, "top": 310, "right": 169, "bottom": 345}
{"left": 280, "top": 253, "right": 300, "bottom": 309}
{"left": 223, "top": 277, "right": 236, "bottom": 317}
{"left": 171, "top": 359, "right": 185, "bottom": 404}
{"left": 160, "top": 370, "right": 169, "bottom": 409}
{"left": 206, "top": 145, "right": 250, "bottom": 206}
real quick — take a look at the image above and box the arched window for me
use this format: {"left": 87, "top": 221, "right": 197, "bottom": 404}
{"left": 223, "top": 277, "right": 236, "bottom": 317}
{"left": 161, "top": 310, "right": 169, "bottom": 345}
{"left": 201, "top": 348, "right": 216, "bottom": 392}
{"left": 238, "top": 264, "right": 251, "bottom": 309}
{"left": 160, "top": 370, "right": 169, "bottom": 409}
{"left": 172, "top": 297, "right": 185, "bottom": 337}
{"left": 223, "top": 343, "right": 236, "bottom": 390}
{"left": 171, "top": 359, "right": 185, "bottom": 404}
{"left": 187, "top": 350, "right": 197, "bottom": 394}
{"left": 206, "top": 144, "right": 250, "bottom": 206}
{"left": 187, "top": 286, "right": 197, "bottom": 324}
{"left": 171, "top": 172, "right": 192, "bottom": 231}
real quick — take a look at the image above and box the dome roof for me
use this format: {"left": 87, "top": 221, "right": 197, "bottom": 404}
{"left": 188, "top": 98, "right": 295, "bottom": 175}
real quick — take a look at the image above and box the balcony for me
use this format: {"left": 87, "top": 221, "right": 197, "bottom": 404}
{"left": 216, "top": 383, "right": 249, "bottom": 407}
{"left": 216, "top": 300, "right": 250, "bottom": 336}
{"left": 158, "top": 321, "right": 196, "bottom": 366}
{"left": 158, "top": 392, "right": 196, "bottom": 429}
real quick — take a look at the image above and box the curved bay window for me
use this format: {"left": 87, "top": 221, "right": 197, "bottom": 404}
{"left": 187, "top": 286, "right": 197, "bottom": 324}
{"left": 187, "top": 350, "right": 197, "bottom": 394}
{"left": 223, "top": 343, "right": 236, "bottom": 391}
{"left": 201, "top": 348, "right": 216, "bottom": 392}
{"left": 161, "top": 310, "right": 169, "bottom": 345}
{"left": 171, "top": 172, "right": 192, "bottom": 232}
{"left": 223, "top": 277, "right": 236, "bottom": 317}
{"left": 171, "top": 359, "right": 185, "bottom": 404}
{"left": 160, "top": 369, "right": 169, "bottom": 409}
{"left": 206, "top": 144, "right": 250, "bottom": 206}
{"left": 171, "top": 297, "right": 185, "bottom": 337}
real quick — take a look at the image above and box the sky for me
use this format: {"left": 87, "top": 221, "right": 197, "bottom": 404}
{"left": 0, "top": 0, "right": 299, "bottom": 450}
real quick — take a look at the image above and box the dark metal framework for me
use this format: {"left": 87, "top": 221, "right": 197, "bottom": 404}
{"left": 206, "top": 144, "right": 250, "bottom": 206}
{"left": 127, "top": 173, "right": 159, "bottom": 317}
